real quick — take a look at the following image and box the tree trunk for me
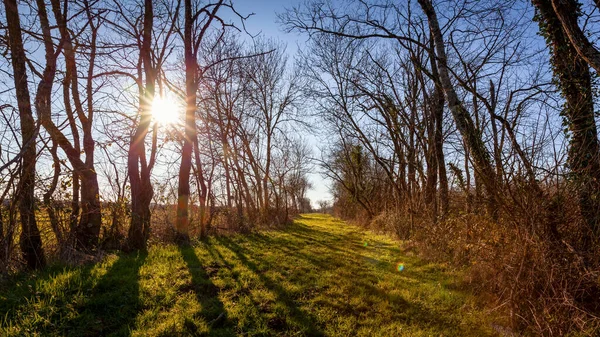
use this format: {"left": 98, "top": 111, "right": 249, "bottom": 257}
{"left": 176, "top": 0, "right": 196, "bottom": 242}
{"left": 44, "top": 141, "right": 63, "bottom": 247}
{"left": 426, "top": 39, "right": 449, "bottom": 218}
{"left": 76, "top": 173, "right": 102, "bottom": 248}
{"left": 533, "top": 0, "right": 600, "bottom": 238}
{"left": 35, "top": 0, "right": 104, "bottom": 250}
{"left": 263, "top": 133, "right": 272, "bottom": 214}
{"left": 128, "top": 178, "right": 153, "bottom": 250}
{"left": 193, "top": 137, "right": 208, "bottom": 238}
{"left": 419, "top": 0, "right": 499, "bottom": 218}
{"left": 434, "top": 80, "right": 448, "bottom": 218}
{"left": 3, "top": 0, "right": 45, "bottom": 269}
{"left": 550, "top": 0, "right": 600, "bottom": 75}
{"left": 424, "top": 101, "right": 438, "bottom": 218}
{"left": 127, "top": 0, "right": 156, "bottom": 251}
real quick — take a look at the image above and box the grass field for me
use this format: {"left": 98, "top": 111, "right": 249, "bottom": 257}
{"left": 0, "top": 214, "right": 499, "bottom": 336}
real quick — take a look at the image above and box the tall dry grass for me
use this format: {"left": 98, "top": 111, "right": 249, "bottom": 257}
{"left": 339, "top": 185, "right": 600, "bottom": 336}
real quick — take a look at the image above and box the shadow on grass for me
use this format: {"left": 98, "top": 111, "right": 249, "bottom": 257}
{"left": 0, "top": 263, "right": 96, "bottom": 335}
{"left": 247, "top": 233, "right": 459, "bottom": 330}
{"left": 177, "top": 245, "right": 232, "bottom": 335}
{"left": 66, "top": 252, "right": 147, "bottom": 336}
{"left": 249, "top": 232, "right": 342, "bottom": 269}
{"left": 215, "top": 236, "right": 325, "bottom": 336}
{"left": 219, "top": 222, "right": 487, "bottom": 335}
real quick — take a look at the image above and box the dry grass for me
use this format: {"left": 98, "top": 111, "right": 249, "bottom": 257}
{"left": 357, "top": 190, "right": 600, "bottom": 336}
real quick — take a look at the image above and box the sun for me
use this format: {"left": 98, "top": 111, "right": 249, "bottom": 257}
{"left": 151, "top": 95, "right": 181, "bottom": 125}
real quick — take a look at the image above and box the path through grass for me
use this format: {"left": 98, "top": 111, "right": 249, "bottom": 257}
{"left": 0, "top": 214, "right": 498, "bottom": 336}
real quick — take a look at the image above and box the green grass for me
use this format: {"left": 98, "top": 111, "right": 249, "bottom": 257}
{"left": 0, "top": 214, "right": 498, "bottom": 336}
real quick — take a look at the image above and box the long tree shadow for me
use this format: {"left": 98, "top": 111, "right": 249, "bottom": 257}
{"left": 239, "top": 226, "right": 484, "bottom": 335}
{"left": 66, "top": 252, "right": 147, "bottom": 336}
{"left": 215, "top": 236, "right": 325, "bottom": 336}
{"left": 328, "top": 273, "right": 476, "bottom": 334}
{"left": 0, "top": 262, "right": 94, "bottom": 334}
{"left": 177, "top": 245, "right": 232, "bottom": 335}
{"left": 249, "top": 232, "right": 345, "bottom": 270}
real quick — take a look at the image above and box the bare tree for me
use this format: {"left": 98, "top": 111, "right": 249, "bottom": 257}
{"left": 244, "top": 39, "right": 302, "bottom": 217}
{"left": 2, "top": 0, "right": 45, "bottom": 268}
{"left": 175, "top": 0, "right": 223, "bottom": 242}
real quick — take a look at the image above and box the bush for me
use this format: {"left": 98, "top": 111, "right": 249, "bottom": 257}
{"left": 368, "top": 211, "right": 417, "bottom": 240}
{"left": 358, "top": 188, "right": 600, "bottom": 336}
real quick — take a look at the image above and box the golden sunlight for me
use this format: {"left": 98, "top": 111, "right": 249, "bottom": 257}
{"left": 151, "top": 95, "right": 181, "bottom": 125}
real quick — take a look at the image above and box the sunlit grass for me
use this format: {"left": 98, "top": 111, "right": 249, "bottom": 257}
{"left": 0, "top": 214, "right": 498, "bottom": 336}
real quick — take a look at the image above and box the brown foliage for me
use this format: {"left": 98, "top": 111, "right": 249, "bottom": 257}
{"left": 363, "top": 187, "right": 600, "bottom": 336}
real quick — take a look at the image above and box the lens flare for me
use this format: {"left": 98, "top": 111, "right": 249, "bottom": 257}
{"left": 396, "top": 263, "right": 405, "bottom": 272}
{"left": 151, "top": 95, "right": 181, "bottom": 125}
{"left": 363, "top": 242, "right": 368, "bottom": 247}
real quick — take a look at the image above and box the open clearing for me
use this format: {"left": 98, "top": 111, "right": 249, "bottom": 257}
{"left": 0, "top": 214, "right": 498, "bottom": 336}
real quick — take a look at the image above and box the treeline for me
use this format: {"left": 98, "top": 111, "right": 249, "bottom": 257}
{"left": 0, "top": 0, "right": 311, "bottom": 271}
{"left": 281, "top": 0, "right": 600, "bottom": 335}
